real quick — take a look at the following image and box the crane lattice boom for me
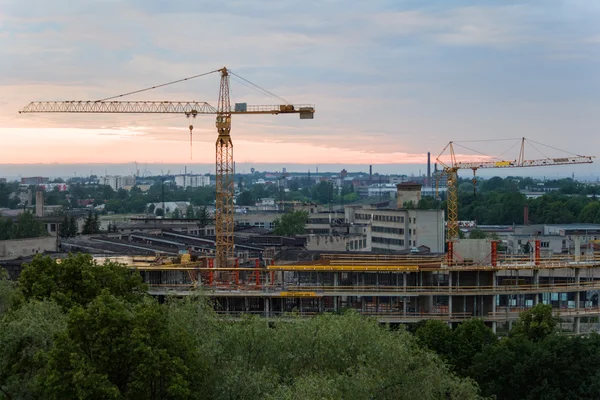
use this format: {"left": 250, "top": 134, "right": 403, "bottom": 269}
{"left": 436, "top": 138, "right": 594, "bottom": 243}
{"left": 19, "top": 66, "right": 315, "bottom": 270}
{"left": 19, "top": 101, "right": 314, "bottom": 116}
{"left": 454, "top": 156, "right": 593, "bottom": 170}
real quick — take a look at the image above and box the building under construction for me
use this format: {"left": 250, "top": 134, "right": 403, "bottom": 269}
{"left": 120, "top": 238, "right": 600, "bottom": 335}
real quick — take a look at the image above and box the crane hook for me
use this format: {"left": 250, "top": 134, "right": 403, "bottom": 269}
{"left": 189, "top": 125, "right": 193, "bottom": 160}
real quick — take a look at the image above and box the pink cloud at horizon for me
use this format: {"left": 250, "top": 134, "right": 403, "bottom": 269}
{"left": 0, "top": 127, "right": 493, "bottom": 165}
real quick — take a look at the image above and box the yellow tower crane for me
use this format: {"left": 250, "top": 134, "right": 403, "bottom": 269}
{"left": 19, "top": 67, "right": 315, "bottom": 268}
{"left": 436, "top": 138, "right": 593, "bottom": 241}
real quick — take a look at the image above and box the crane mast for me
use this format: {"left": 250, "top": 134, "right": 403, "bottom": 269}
{"left": 215, "top": 68, "right": 234, "bottom": 268}
{"left": 18, "top": 67, "right": 315, "bottom": 270}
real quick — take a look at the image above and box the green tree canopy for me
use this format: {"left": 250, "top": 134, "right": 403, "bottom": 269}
{"left": 510, "top": 303, "right": 558, "bottom": 342}
{"left": 273, "top": 210, "right": 308, "bottom": 236}
{"left": 0, "top": 212, "right": 48, "bottom": 241}
{"left": 18, "top": 253, "right": 147, "bottom": 310}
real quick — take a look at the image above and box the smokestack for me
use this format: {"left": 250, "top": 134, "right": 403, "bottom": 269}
{"left": 427, "top": 152, "right": 431, "bottom": 179}
{"left": 35, "top": 191, "right": 44, "bottom": 217}
{"left": 369, "top": 165, "right": 372, "bottom": 184}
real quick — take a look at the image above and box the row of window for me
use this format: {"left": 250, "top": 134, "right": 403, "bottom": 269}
{"left": 372, "top": 237, "right": 404, "bottom": 246}
{"left": 348, "top": 239, "right": 367, "bottom": 250}
{"left": 372, "top": 226, "right": 405, "bottom": 235}
{"left": 355, "top": 213, "right": 405, "bottom": 223}
{"left": 237, "top": 221, "right": 275, "bottom": 229}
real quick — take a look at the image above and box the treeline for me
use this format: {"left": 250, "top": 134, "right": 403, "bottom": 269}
{"left": 0, "top": 254, "right": 479, "bottom": 399}
{"left": 237, "top": 180, "right": 357, "bottom": 207}
{"left": 3, "top": 255, "right": 600, "bottom": 399}
{"left": 0, "top": 212, "right": 48, "bottom": 240}
{"left": 413, "top": 304, "right": 600, "bottom": 399}
{"left": 456, "top": 190, "right": 600, "bottom": 225}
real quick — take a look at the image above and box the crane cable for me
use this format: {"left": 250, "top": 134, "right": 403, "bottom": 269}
{"left": 229, "top": 70, "right": 291, "bottom": 104}
{"left": 96, "top": 69, "right": 220, "bottom": 102}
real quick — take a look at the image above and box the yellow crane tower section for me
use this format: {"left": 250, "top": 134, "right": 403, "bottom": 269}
{"left": 436, "top": 138, "right": 593, "bottom": 241}
{"left": 19, "top": 67, "right": 315, "bottom": 268}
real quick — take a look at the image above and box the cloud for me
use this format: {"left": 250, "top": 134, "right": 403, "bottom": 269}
{"left": 2, "top": 0, "right": 600, "bottom": 166}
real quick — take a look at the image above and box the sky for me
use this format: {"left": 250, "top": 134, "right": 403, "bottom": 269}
{"left": 1, "top": 0, "right": 600, "bottom": 176}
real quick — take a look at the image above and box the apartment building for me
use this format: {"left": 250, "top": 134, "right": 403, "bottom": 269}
{"left": 101, "top": 175, "right": 136, "bottom": 191}
{"left": 174, "top": 174, "right": 211, "bottom": 188}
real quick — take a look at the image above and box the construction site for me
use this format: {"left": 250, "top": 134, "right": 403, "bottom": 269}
{"left": 18, "top": 66, "right": 600, "bottom": 334}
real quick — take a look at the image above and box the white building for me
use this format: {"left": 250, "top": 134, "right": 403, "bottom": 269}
{"left": 174, "top": 174, "right": 211, "bottom": 188}
{"left": 101, "top": 175, "right": 136, "bottom": 191}
{"left": 345, "top": 205, "right": 445, "bottom": 253}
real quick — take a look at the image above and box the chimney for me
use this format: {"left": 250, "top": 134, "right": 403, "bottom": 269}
{"left": 35, "top": 191, "right": 44, "bottom": 217}
{"left": 27, "top": 188, "right": 33, "bottom": 207}
{"left": 427, "top": 152, "right": 431, "bottom": 179}
{"left": 369, "top": 165, "right": 372, "bottom": 184}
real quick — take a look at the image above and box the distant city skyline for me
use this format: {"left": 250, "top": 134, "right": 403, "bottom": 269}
{"left": 2, "top": 1, "right": 600, "bottom": 165}
{"left": 0, "top": 162, "right": 598, "bottom": 182}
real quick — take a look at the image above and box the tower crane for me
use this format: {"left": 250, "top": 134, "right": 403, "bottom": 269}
{"left": 19, "top": 67, "right": 315, "bottom": 268}
{"left": 436, "top": 138, "right": 593, "bottom": 242}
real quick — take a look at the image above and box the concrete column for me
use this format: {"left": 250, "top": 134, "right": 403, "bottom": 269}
{"left": 575, "top": 268, "right": 581, "bottom": 308}
{"left": 574, "top": 317, "right": 581, "bottom": 335}
{"left": 448, "top": 272, "right": 453, "bottom": 319}
{"left": 533, "top": 269, "right": 540, "bottom": 305}
{"left": 403, "top": 296, "right": 407, "bottom": 316}
{"left": 265, "top": 297, "right": 271, "bottom": 317}
{"left": 403, "top": 272, "right": 407, "bottom": 292}
{"left": 575, "top": 236, "right": 581, "bottom": 262}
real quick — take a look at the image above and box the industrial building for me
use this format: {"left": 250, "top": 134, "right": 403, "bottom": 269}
{"left": 20, "top": 176, "right": 49, "bottom": 185}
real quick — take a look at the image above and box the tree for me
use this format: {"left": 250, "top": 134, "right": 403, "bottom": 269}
{"left": 172, "top": 208, "right": 181, "bottom": 219}
{"left": 148, "top": 203, "right": 156, "bottom": 214}
{"left": 451, "top": 318, "right": 497, "bottom": 374}
{"left": 0, "top": 269, "right": 16, "bottom": 317}
{"left": 471, "top": 333, "right": 600, "bottom": 400}
{"left": 59, "top": 215, "right": 70, "bottom": 238}
{"left": 82, "top": 210, "right": 93, "bottom": 234}
{"left": 416, "top": 318, "right": 496, "bottom": 376}
{"left": 39, "top": 294, "right": 192, "bottom": 400}
{"left": 312, "top": 181, "right": 334, "bottom": 204}
{"left": 186, "top": 204, "right": 195, "bottom": 219}
{"left": 0, "top": 212, "right": 48, "bottom": 240}
{"left": 510, "top": 303, "right": 558, "bottom": 342}
{"left": 415, "top": 320, "right": 454, "bottom": 361}
{"left": 237, "top": 190, "right": 254, "bottom": 206}
{"left": 273, "top": 210, "right": 308, "bottom": 236}
{"left": 0, "top": 300, "right": 67, "bottom": 400}
{"left": 468, "top": 228, "right": 487, "bottom": 239}
{"left": 92, "top": 212, "right": 100, "bottom": 233}
{"left": 196, "top": 207, "right": 211, "bottom": 235}
{"left": 18, "top": 253, "right": 147, "bottom": 310}
{"left": 68, "top": 216, "right": 78, "bottom": 237}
